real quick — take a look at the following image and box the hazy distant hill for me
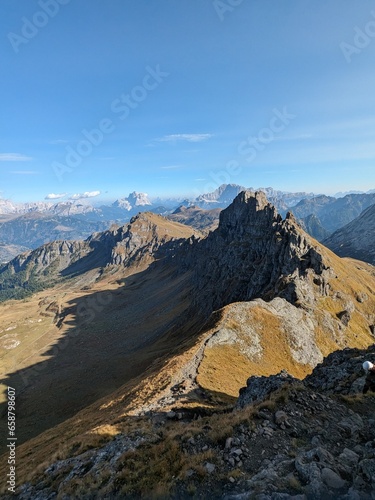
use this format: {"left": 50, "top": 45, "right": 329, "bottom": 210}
{"left": 298, "top": 213, "right": 331, "bottom": 241}
{"left": 324, "top": 203, "right": 375, "bottom": 264}
{"left": 0, "top": 243, "right": 29, "bottom": 263}
{"left": 167, "top": 205, "right": 221, "bottom": 233}
{"left": 291, "top": 193, "right": 375, "bottom": 233}
{"left": 0, "top": 212, "right": 109, "bottom": 250}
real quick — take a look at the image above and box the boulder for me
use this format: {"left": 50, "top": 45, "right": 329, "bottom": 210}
{"left": 236, "top": 370, "right": 296, "bottom": 408}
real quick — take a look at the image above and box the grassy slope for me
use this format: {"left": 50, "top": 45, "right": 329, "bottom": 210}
{"left": 0, "top": 214, "right": 201, "bottom": 446}
{"left": 197, "top": 250, "right": 375, "bottom": 399}
{"left": 1, "top": 217, "right": 375, "bottom": 490}
{"left": 2, "top": 253, "right": 375, "bottom": 490}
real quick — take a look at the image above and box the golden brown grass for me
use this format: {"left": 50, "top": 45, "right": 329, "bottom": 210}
{"left": 196, "top": 304, "right": 312, "bottom": 401}
{"left": 1, "top": 226, "right": 375, "bottom": 495}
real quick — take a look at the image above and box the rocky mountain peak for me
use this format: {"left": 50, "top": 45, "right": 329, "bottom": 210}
{"left": 218, "top": 190, "right": 281, "bottom": 237}
{"left": 185, "top": 190, "right": 328, "bottom": 315}
{"left": 0, "top": 211, "right": 202, "bottom": 301}
{"left": 127, "top": 191, "right": 152, "bottom": 206}
{"left": 195, "top": 183, "right": 247, "bottom": 207}
{"left": 113, "top": 191, "right": 152, "bottom": 211}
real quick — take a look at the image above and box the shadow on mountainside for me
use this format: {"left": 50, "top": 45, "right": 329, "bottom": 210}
{"left": 0, "top": 261, "right": 206, "bottom": 453}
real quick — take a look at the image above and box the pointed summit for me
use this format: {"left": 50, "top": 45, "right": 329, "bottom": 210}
{"left": 112, "top": 191, "right": 152, "bottom": 211}
{"left": 185, "top": 190, "right": 328, "bottom": 315}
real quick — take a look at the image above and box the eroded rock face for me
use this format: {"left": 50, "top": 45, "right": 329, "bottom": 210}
{"left": 17, "top": 344, "right": 375, "bottom": 500}
{"left": 0, "top": 212, "right": 200, "bottom": 300}
{"left": 236, "top": 370, "right": 297, "bottom": 408}
{"left": 185, "top": 191, "right": 331, "bottom": 316}
{"left": 110, "top": 213, "right": 194, "bottom": 266}
{"left": 305, "top": 344, "right": 375, "bottom": 394}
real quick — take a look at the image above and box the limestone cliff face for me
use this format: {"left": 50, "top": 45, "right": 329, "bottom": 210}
{"left": 0, "top": 212, "right": 200, "bottom": 301}
{"left": 3, "top": 240, "right": 85, "bottom": 274}
{"left": 185, "top": 191, "right": 331, "bottom": 316}
{"left": 110, "top": 212, "right": 198, "bottom": 266}
{"left": 154, "top": 191, "right": 375, "bottom": 398}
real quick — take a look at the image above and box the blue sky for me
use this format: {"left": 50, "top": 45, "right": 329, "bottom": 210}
{"left": 1, "top": 0, "right": 375, "bottom": 203}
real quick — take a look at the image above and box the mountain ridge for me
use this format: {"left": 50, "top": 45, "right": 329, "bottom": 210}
{"left": 0, "top": 212, "right": 202, "bottom": 301}
{"left": 325, "top": 203, "right": 375, "bottom": 265}
{"left": 1, "top": 191, "right": 375, "bottom": 498}
{"left": 1, "top": 185, "right": 375, "bottom": 262}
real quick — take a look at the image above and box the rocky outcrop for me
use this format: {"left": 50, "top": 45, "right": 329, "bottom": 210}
{"left": 185, "top": 191, "right": 332, "bottom": 316}
{"left": 0, "top": 212, "right": 200, "bottom": 301}
{"left": 110, "top": 212, "right": 197, "bottom": 266}
{"left": 324, "top": 203, "right": 375, "bottom": 264}
{"left": 236, "top": 370, "right": 297, "bottom": 408}
{"left": 305, "top": 344, "right": 375, "bottom": 394}
{"left": 0, "top": 239, "right": 90, "bottom": 301}
{"left": 12, "top": 344, "right": 375, "bottom": 499}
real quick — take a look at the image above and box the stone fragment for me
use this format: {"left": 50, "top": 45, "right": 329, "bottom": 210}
{"left": 358, "top": 459, "right": 375, "bottom": 483}
{"left": 275, "top": 410, "right": 288, "bottom": 425}
{"left": 321, "top": 467, "right": 347, "bottom": 489}
{"left": 338, "top": 448, "right": 360, "bottom": 468}
{"left": 205, "top": 462, "right": 216, "bottom": 474}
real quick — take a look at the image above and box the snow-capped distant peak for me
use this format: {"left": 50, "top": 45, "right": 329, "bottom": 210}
{"left": 113, "top": 192, "right": 152, "bottom": 211}
{"left": 127, "top": 191, "right": 152, "bottom": 206}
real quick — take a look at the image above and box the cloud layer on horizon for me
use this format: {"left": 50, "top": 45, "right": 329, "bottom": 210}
{"left": 70, "top": 191, "right": 101, "bottom": 200}
{"left": 0, "top": 153, "right": 32, "bottom": 162}
{"left": 45, "top": 193, "right": 67, "bottom": 200}
{"left": 155, "top": 134, "right": 213, "bottom": 143}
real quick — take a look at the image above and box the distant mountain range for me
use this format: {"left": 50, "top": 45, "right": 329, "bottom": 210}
{"left": 0, "top": 192, "right": 156, "bottom": 262}
{"left": 0, "top": 213, "right": 109, "bottom": 253}
{"left": 1, "top": 184, "right": 375, "bottom": 263}
{"left": 0, "top": 191, "right": 153, "bottom": 217}
{"left": 324, "top": 203, "right": 375, "bottom": 265}
{"left": 289, "top": 193, "right": 375, "bottom": 233}
{"left": 1, "top": 190, "right": 375, "bottom": 466}
{"left": 190, "top": 183, "right": 316, "bottom": 212}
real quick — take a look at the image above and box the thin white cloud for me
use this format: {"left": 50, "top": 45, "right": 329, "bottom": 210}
{"left": 10, "top": 170, "right": 39, "bottom": 175}
{"left": 274, "top": 133, "right": 313, "bottom": 142}
{"left": 50, "top": 139, "right": 70, "bottom": 145}
{"left": 45, "top": 193, "right": 67, "bottom": 200}
{"left": 156, "top": 134, "right": 213, "bottom": 143}
{"left": 0, "top": 153, "right": 32, "bottom": 162}
{"left": 160, "top": 165, "right": 181, "bottom": 170}
{"left": 70, "top": 191, "right": 101, "bottom": 200}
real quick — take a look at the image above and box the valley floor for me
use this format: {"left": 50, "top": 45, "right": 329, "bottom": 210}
{"left": 0, "top": 264, "right": 198, "bottom": 450}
